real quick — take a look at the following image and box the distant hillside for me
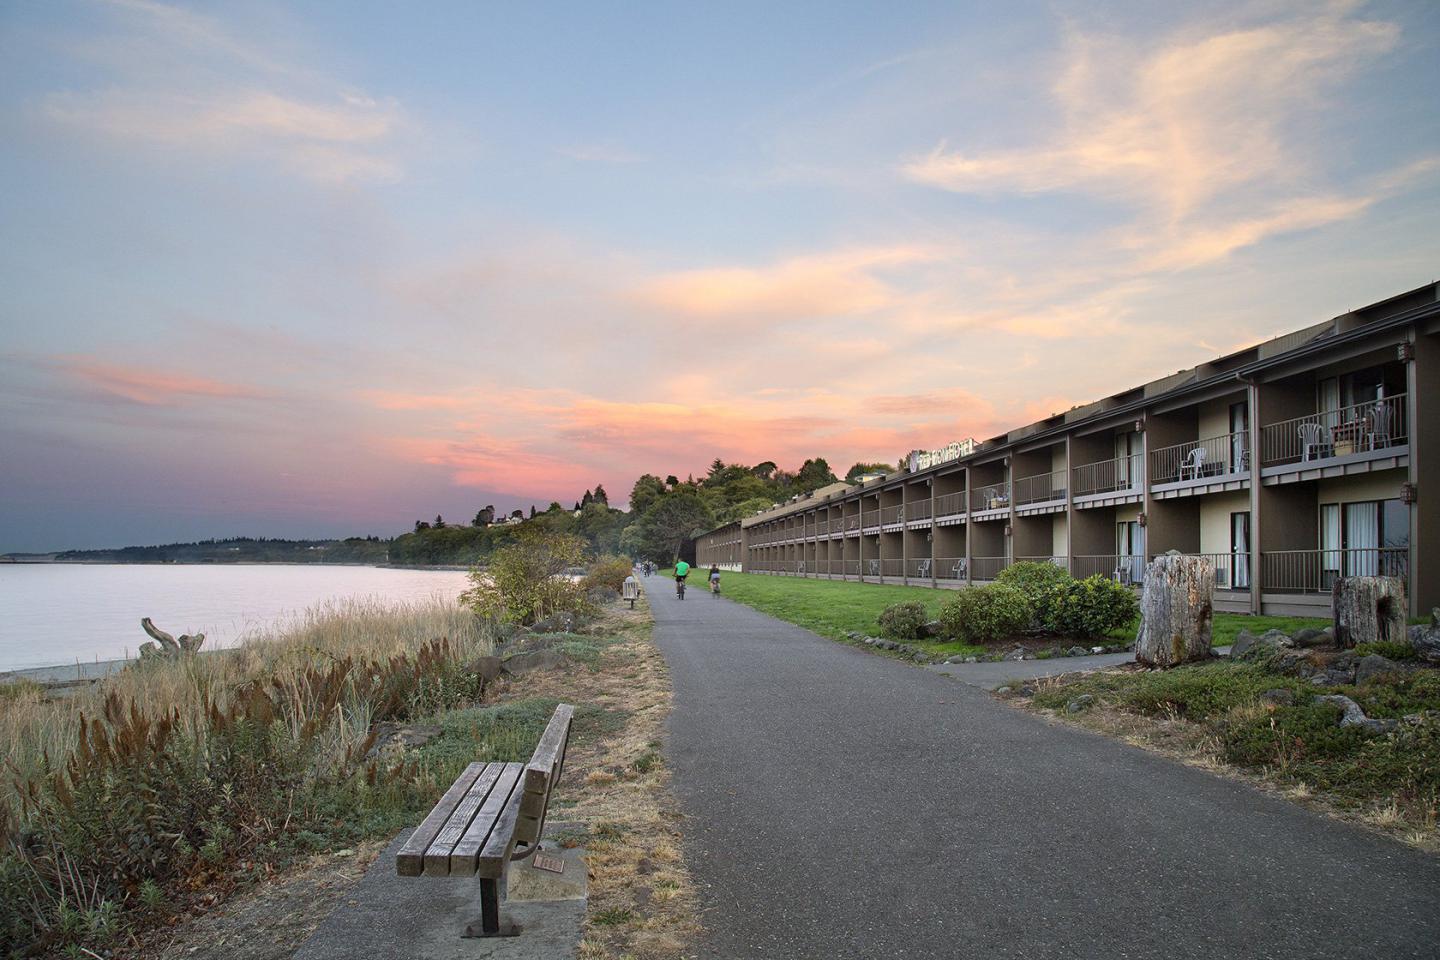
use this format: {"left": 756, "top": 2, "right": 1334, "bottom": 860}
{"left": 7, "top": 536, "right": 390, "bottom": 565}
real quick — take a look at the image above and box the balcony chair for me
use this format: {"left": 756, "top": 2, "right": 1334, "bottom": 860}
{"left": 916, "top": 559, "right": 931, "bottom": 578}
{"left": 1179, "top": 446, "right": 1207, "bottom": 481}
{"left": 951, "top": 559, "right": 967, "bottom": 580}
{"left": 1298, "top": 422, "right": 1333, "bottom": 462}
{"left": 1367, "top": 402, "right": 1393, "bottom": 450}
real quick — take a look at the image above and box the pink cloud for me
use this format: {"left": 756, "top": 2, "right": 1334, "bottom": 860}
{"left": 62, "top": 357, "right": 267, "bottom": 406}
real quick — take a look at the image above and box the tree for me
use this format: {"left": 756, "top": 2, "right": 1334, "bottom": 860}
{"left": 845, "top": 462, "right": 893, "bottom": 484}
{"left": 795, "top": 457, "right": 838, "bottom": 492}
{"left": 752, "top": 461, "right": 777, "bottom": 480}
{"left": 707, "top": 458, "right": 726, "bottom": 480}
{"left": 581, "top": 489, "right": 594, "bottom": 507}
{"left": 473, "top": 505, "right": 495, "bottom": 526}
{"left": 528, "top": 506, "right": 536, "bottom": 518}
{"left": 592, "top": 483, "right": 609, "bottom": 505}
{"left": 414, "top": 520, "right": 431, "bottom": 532}
{"left": 434, "top": 515, "right": 446, "bottom": 529}
{"left": 631, "top": 491, "right": 715, "bottom": 563}
{"left": 629, "top": 474, "right": 666, "bottom": 514}
{"left": 665, "top": 475, "right": 680, "bottom": 489}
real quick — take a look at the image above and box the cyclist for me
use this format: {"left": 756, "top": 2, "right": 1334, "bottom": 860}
{"left": 674, "top": 559, "right": 690, "bottom": 598}
{"left": 709, "top": 563, "right": 721, "bottom": 594}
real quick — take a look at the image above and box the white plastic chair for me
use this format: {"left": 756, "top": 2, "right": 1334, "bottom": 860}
{"left": 1180, "top": 446, "right": 1207, "bottom": 481}
{"left": 1298, "top": 422, "right": 1332, "bottom": 461}
{"left": 916, "top": 559, "right": 931, "bottom": 578}
{"left": 1367, "top": 402, "right": 1393, "bottom": 449}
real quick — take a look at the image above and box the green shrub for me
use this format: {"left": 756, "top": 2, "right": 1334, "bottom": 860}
{"left": 1040, "top": 575, "right": 1139, "bottom": 639}
{"left": 462, "top": 528, "right": 592, "bottom": 625}
{"left": 996, "top": 560, "right": 1072, "bottom": 597}
{"left": 581, "top": 555, "right": 634, "bottom": 594}
{"left": 1354, "top": 639, "right": 1418, "bottom": 661}
{"left": 877, "top": 601, "right": 929, "bottom": 640}
{"left": 938, "top": 584, "right": 1032, "bottom": 645}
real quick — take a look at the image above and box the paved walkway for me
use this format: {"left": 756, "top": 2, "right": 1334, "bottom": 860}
{"left": 644, "top": 574, "right": 1440, "bottom": 959}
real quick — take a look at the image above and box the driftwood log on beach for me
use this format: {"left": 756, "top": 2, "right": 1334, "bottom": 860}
{"left": 1134, "top": 553, "right": 1215, "bottom": 667}
{"left": 139, "top": 617, "right": 205, "bottom": 660}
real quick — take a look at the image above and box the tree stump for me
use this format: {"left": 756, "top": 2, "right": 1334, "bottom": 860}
{"left": 1134, "top": 553, "right": 1215, "bottom": 667}
{"left": 1332, "top": 576, "right": 1406, "bottom": 648}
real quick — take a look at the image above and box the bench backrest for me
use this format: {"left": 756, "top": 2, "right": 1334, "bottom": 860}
{"left": 512, "top": 702, "right": 573, "bottom": 853}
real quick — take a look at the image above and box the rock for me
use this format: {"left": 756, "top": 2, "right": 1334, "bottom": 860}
{"left": 946, "top": 655, "right": 966, "bottom": 664}
{"left": 1260, "top": 688, "right": 1294, "bottom": 706}
{"left": 501, "top": 649, "right": 569, "bottom": 675}
{"left": 1067, "top": 646, "right": 1089, "bottom": 658}
{"left": 1065, "top": 694, "right": 1095, "bottom": 714}
{"left": 1230, "top": 629, "right": 1258, "bottom": 659}
{"left": 1091, "top": 646, "right": 1104, "bottom": 654}
{"left": 1355, "top": 654, "right": 1400, "bottom": 685}
{"left": 1005, "top": 647, "right": 1027, "bottom": 661}
{"left": 1016, "top": 685, "right": 1037, "bottom": 697}
{"left": 964, "top": 656, "right": 978, "bottom": 664}
{"left": 1291, "top": 628, "right": 1329, "bottom": 648}
{"left": 366, "top": 722, "right": 443, "bottom": 758}
{"left": 919, "top": 620, "right": 945, "bottom": 639}
{"left": 1410, "top": 608, "right": 1440, "bottom": 663}
{"left": 995, "top": 686, "right": 1014, "bottom": 695}
{"left": 1313, "top": 693, "right": 1368, "bottom": 727}
{"left": 1309, "top": 675, "right": 1334, "bottom": 687}
{"left": 846, "top": 631, "right": 863, "bottom": 640}
{"left": 1233, "top": 628, "right": 1295, "bottom": 662}
{"left": 466, "top": 655, "right": 504, "bottom": 683}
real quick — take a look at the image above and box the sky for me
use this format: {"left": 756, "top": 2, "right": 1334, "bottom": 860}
{"left": 2, "top": 0, "right": 1438, "bottom": 552}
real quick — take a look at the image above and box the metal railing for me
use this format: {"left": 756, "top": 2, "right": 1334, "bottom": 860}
{"left": 1260, "top": 393, "right": 1407, "bottom": 467}
{"left": 934, "top": 491, "right": 966, "bottom": 518}
{"left": 1149, "top": 431, "right": 1249, "bottom": 484}
{"left": 846, "top": 515, "right": 861, "bottom": 531}
{"left": 971, "top": 556, "right": 1007, "bottom": 580}
{"left": 907, "top": 557, "right": 934, "bottom": 578}
{"left": 1262, "top": 548, "right": 1410, "bottom": 593}
{"left": 1013, "top": 469, "right": 1068, "bottom": 506}
{"left": 843, "top": 560, "right": 860, "bottom": 576}
{"left": 934, "top": 557, "right": 967, "bottom": 581}
{"left": 1147, "top": 552, "right": 1252, "bottom": 589}
{"left": 881, "top": 559, "right": 904, "bottom": 577}
{"left": 1072, "top": 454, "right": 1143, "bottom": 497}
{"left": 907, "top": 499, "right": 932, "bottom": 520}
{"left": 880, "top": 504, "right": 904, "bottom": 525}
{"left": 1015, "top": 555, "right": 1065, "bottom": 568}
{"left": 970, "top": 482, "right": 1011, "bottom": 512}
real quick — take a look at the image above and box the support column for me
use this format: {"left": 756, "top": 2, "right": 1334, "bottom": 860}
{"left": 1247, "top": 379, "right": 1264, "bottom": 615}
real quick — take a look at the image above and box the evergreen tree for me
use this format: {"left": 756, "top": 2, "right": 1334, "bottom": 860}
{"left": 434, "top": 514, "right": 446, "bottom": 529}
{"left": 593, "top": 483, "right": 609, "bottom": 505}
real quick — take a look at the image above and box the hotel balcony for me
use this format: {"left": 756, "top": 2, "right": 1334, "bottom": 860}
{"left": 1012, "top": 468, "right": 1067, "bottom": 515}
{"left": 933, "top": 491, "right": 967, "bottom": 525}
{"left": 1071, "top": 554, "right": 1147, "bottom": 582}
{"left": 1071, "top": 454, "right": 1144, "bottom": 507}
{"left": 1259, "top": 393, "right": 1408, "bottom": 484}
{"left": 1149, "top": 431, "right": 1251, "bottom": 499}
{"left": 969, "top": 481, "right": 1011, "bottom": 520}
{"left": 934, "top": 557, "right": 966, "bottom": 582}
{"left": 1262, "top": 547, "right": 1410, "bottom": 594}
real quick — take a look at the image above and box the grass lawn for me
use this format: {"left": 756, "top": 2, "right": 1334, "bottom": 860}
{"left": 680, "top": 569, "right": 1329, "bottom": 654}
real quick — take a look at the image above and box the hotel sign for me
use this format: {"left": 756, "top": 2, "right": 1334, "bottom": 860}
{"left": 907, "top": 439, "right": 976, "bottom": 473}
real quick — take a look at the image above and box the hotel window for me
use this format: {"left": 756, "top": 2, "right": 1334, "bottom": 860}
{"left": 1228, "top": 402, "right": 1249, "bottom": 472}
{"left": 1320, "top": 498, "right": 1409, "bottom": 586}
{"left": 1114, "top": 432, "right": 1141, "bottom": 488}
{"left": 1116, "top": 521, "right": 1145, "bottom": 583}
{"left": 1229, "top": 511, "right": 1251, "bottom": 590}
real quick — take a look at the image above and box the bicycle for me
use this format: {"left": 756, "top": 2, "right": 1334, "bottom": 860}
{"left": 675, "top": 576, "right": 686, "bottom": 599}
{"left": 709, "top": 576, "right": 721, "bottom": 596}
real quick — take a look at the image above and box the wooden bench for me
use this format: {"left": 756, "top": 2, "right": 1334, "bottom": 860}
{"left": 395, "top": 703, "right": 574, "bottom": 937}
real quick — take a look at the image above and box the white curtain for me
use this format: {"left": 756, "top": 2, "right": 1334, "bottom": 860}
{"left": 1231, "top": 512, "right": 1250, "bottom": 589}
{"left": 1345, "top": 501, "right": 1379, "bottom": 575}
{"left": 1318, "top": 377, "right": 1341, "bottom": 428}
{"left": 1321, "top": 504, "right": 1341, "bottom": 581}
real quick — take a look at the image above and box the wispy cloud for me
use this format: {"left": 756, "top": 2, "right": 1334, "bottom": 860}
{"left": 39, "top": 0, "right": 404, "bottom": 183}
{"left": 62, "top": 357, "right": 268, "bottom": 406}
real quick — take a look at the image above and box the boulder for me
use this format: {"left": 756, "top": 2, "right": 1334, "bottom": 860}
{"left": 1066, "top": 646, "right": 1090, "bottom": 658}
{"left": 366, "top": 722, "right": 443, "bottom": 759}
{"left": 1065, "top": 694, "right": 1096, "bottom": 714}
{"left": 501, "top": 649, "right": 569, "bottom": 675}
{"left": 1004, "top": 647, "right": 1027, "bottom": 661}
{"left": 529, "top": 612, "right": 578, "bottom": 634}
{"left": 1410, "top": 608, "right": 1440, "bottom": 663}
{"left": 1291, "top": 628, "right": 1329, "bottom": 649}
{"left": 1260, "top": 688, "right": 1294, "bottom": 706}
{"left": 466, "top": 656, "right": 504, "bottom": 683}
{"left": 1355, "top": 654, "right": 1400, "bottom": 685}
{"left": 919, "top": 620, "right": 945, "bottom": 639}
{"left": 1312, "top": 693, "right": 1399, "bottom": 733}
{"left": 1232, "top": 628, "right": 1295, "bottom": 662}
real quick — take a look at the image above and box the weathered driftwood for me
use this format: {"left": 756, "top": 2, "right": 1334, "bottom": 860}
{"left": 1332, "top": 576, "right": 1406, "bottom": 649}
{"left": 1134, "top": 553, "right": 1215, "bottom": 667}
{"left": 138, "top": 618, "right": 205, "bottom": 660}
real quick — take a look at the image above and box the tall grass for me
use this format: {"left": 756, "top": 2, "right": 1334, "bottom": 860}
{"left": 0, "top": 597, "right": 495, "bottom": 957}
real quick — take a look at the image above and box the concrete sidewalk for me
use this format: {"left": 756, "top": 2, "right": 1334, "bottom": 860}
{"left": 645, "top": 573, "right": 1440, "bottom": 959}
{"left": 928, "top": 646, "right": 1233, "bottom": 689}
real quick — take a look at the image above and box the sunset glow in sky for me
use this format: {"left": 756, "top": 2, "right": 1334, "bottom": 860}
{"left": 2, "top": 0, "right": 1439, "bottom": 550}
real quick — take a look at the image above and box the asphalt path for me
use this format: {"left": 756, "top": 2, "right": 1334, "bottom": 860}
{"left": 645, "top": 573, "right": 1440, "bottom": 959}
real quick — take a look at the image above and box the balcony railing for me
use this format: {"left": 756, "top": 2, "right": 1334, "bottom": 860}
{"left": 846, "top": 515, "right": 861, "bottom": 531}
{"left": 1013, "top": 469, "right": 1068, "bottom": 506}
{"left": 1072, "top": 454, "right": 1143, "bottom": 497}
{"left": 907, "top": 499, "right": 932, "bottom": 520}
{"left": 1260, "top": 393, "right": 1407, "bottom": 467}
{"left": 1150, "top": 431, "right": 1249, "bottom": 485}
{"left": 1148, "top": 552, "right": 1252, "bottom": 590}
{"left": 970, "top": 482, "right": 1011, "bottom": 512}
{"left": 930, "top": 557, "right": 963, "bottom": 580}
{"left": 907, "top": 557, "right": 934, "bottom": 578}
{"left": 843, "top": 560, "right": 860, "bottom": 576}
{"left": 1262, "top": 548, "right": 1410, "bottom": 594}
{"left": 880, "top": 504, "right": 904, "bottom": 525}
{"left": 1071, "top": 554, "right": 1147, "bottom": 583}
{"left": 971, "top": 556, "right": 1007, "bottom": 580}
{"left": 934, "top": 491, "right": 966, "bottom": 518}
{"left": 881, "top": 559, "right": 904, "bottom": 577}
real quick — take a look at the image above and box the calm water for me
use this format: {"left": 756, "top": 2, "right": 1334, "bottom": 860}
{"left": 0, "top": 564, "right": 473, "bottom": 672}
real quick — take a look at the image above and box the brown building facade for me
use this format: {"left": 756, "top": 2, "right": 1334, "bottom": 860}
{"left": 694, "top": 282, "right": 1440, "bottom": 618}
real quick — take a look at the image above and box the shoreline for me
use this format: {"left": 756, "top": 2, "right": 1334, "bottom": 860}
{"left": 1, "top": 559, "right": 476, "bottom": 571}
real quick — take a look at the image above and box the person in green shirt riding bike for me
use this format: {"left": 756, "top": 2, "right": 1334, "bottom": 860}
{"left": 673, "top": 560, "right": 690, "bottom": 598}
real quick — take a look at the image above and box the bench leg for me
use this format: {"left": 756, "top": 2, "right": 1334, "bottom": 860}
{"left": 462, "top": 877, "right": 521, "bottom": 938}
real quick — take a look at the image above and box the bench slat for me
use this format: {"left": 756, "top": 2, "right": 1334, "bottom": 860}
{"left": 449, "top": 762, "right": 525, "bottom": 877}
{"left": 423, "top": 763, "right": 506, "bottom": 876}
{"left": 522, "top": 704, "right": 574, "bottom": 795}
{"left": 395, "top": 761, "right": 486, "bottom": 877}
{"left": 475, "top": 773, "right": 528, "bottom": 878}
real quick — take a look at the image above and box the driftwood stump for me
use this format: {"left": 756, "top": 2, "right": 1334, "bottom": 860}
{"left": 1134, "top": 553, "right": 1215, "bottom": 667}
{"left": 138, "top": 618, "right": 205, "bottom": 660}
{"left": 1332, "top": 576, "right": 1406, "bottom": 648}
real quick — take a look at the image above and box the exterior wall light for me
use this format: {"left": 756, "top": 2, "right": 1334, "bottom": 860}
{"left": 1397, "top": 342, "right": 1414, "bottom": 362}
{"left": 1137, "top": 511, "right": 1148, "bottom": 526}
{"left": 1401, "top": 482, "right": 1417, "bottom": 505}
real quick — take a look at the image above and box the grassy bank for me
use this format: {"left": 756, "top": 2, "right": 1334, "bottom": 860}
{"left": 1025, "top": 660, "right": 1440, "bottom": 849}
{"left": 692, "top": 569, "right": 1328, "bottom": 654}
